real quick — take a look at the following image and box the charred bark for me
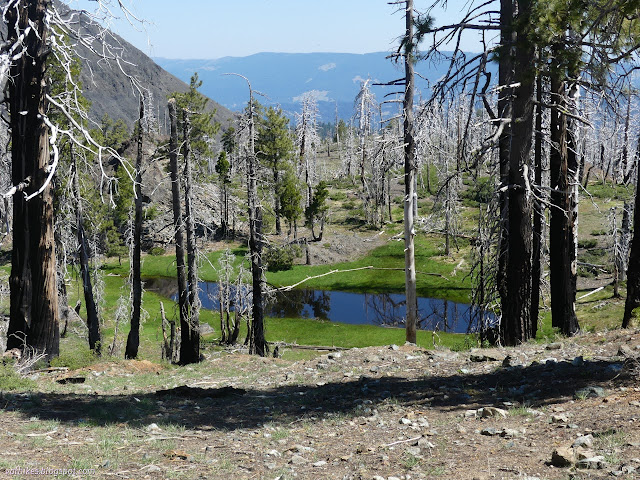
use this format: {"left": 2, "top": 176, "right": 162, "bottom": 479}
{"left": 7, "top": 0, "right": 59, "bottom": 359}
{"left": 167, "top": 98, "right": 189, "bottom": 361}
{"left": 180, "top": 109, "right": 200, "bottom": 364}
{"left": 125, "top": 97, "right": 144, "bottom": 359}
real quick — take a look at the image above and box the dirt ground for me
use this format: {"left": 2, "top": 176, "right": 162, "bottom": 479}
{"left": 1, "top": 330, "right": 640, "bottom": 480}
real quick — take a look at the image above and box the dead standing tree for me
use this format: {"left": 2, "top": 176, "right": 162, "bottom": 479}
{"left": 225, "top": 73, "right": 268, "bottom": 356}
{"left": 181, "top": 109, "right": 200, "bottom": 364}
{"left": 125, "top": 97, "right": 144, "bottom": 359}
{"left": 167, "top": 98, "right": 189, "bottom": 361}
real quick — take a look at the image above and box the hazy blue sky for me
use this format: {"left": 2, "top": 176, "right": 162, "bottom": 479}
{"left": 70, "top": 0, "right": 486, "bottom": 59}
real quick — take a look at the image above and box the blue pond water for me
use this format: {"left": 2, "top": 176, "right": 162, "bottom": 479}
{"left": 145, "top": 278, "right": 493, "bottom": 334}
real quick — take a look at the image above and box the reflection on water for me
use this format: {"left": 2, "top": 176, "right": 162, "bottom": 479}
{"left": 144, "top": 278, "right": 494, "bottom": 334}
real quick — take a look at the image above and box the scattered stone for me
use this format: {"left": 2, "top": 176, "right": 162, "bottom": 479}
{"left": 575, "top": 386, "right": 606, "bottom": 399}
{"left": 417, "top": 438, "right": 435, "bottom": 448}
{"left": 372, "top": 476, "right": 386, "bottom": 480}
{"left": 481, "top": 428, "right": 498, "bottom": 436}
{"left": 328, "top": 352, "right": 341, "bottom": 360}
{"left": 546, "top": 342, "right": 562, "bottom": 350}
{"left": 312, "top": 460, "right": 327, "bottom": 467}
{"left": 617, "top": 344, "right": 634, "bottom": 357}
{"left": 551, "top": 414, "right": 569, "bottom": 424}
{"left": 576, "top": 455, "right": 607, "bottom": 470}
{"left": 572, "top": 435, "right": 594, "bottom": 448}
{"left": 266, "top": 449, "right": 281, "bottom": 457}
{"left": 551, "top": 447, "right": 576, "bottom": 467}
{"left": 406, "top": 446, "right": 421, "bottom": 456}
{"left": 400, "top": 417, "right": 413, "bottom": 425}
{"left": 389, "top": 344, "right": 400, "bottom": 351}
{"left": 289, "top": 455, "right": 308, "bottom": 465}
{"left": 500, "top": 428, "right": 521, "bottom": 438}
{"left": 145, "top": 423, "right": 162, "bottom": 433}
{"left": 199, "top": 323, "right": 214, "bottom": 335}
{"left": 479, "top": 407, "right": 508, "bottom": 418}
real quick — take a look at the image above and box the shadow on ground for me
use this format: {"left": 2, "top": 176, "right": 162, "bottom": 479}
{"left": 0, "top": 357, "right": 630, "bottom": 431}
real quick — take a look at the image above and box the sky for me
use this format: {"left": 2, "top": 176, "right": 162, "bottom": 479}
{"left": 69, "top": 0, "right": 485, "bottom": 59}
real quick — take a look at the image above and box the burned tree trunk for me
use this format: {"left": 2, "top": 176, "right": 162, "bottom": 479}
{"left": 549, "top": 64, "right": 580, "bottom": 337}
{"left": 403, "top": 0, "right": 418, "bottom": 344}
{"left": 167, "top": 98, "right": 189, "bottom": 360}
{"left": 7, "top": 0, "right": 59, "bottom": 359}
{"left": 125, "top": 97, "right": 144, "bottom": 359}
{"left": 180, "top": 109, "right": 200, "bottom": 364}
{"left": 500, "top": 0, "right": 535, "bottom": 346}
{"left": 72, "top": 146, "right": 101, "bottom": 354}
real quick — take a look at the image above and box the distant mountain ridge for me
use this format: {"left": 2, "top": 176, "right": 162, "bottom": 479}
{"left": 155, "top": 52, "right": 458, "bottom": 122}
{"left": 1, "top": 2, "right": 235, "bottom": 131}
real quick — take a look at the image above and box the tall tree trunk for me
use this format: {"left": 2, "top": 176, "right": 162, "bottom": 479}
{"left": 72, "top": 148, "right": 101, "bottom": 354}
{"left": 624, "top": 187, "right": 640, "bottom": 326}
{"left": 125, "top": 97, "right": 144, "bottom": 359}
{"left": 247, "top": 92, "right": 267, "bottom": 356}
{"left": 167, "top": 98, "right": 189, "bottom": 359}
{"left": 500, "top": 0, "right": 535, "bottom": 346}
{"left": 530, "top": 71, "right": 543, "bottom": 338}
{"left": 274, "top": 166, "right": 281, "bottom": 235}
{"left": 180, "top": 110, "right": 200, "bottom": 364}
{"left": 403, "top": 0, "right": 418, "bottom": 344}
{"left": 7, "top": 0, "right": 59, "bottom": 359}
{"left": 549, "top": 60, "right": 580, "bottom": 336}
{"left": 496, "top": 0, "right": 514, "bottom": 318}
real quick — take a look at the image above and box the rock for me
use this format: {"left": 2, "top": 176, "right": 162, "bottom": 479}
{"left": 617, "top": 344, "right": 634, "bottom": 357}
{"left": 551, "top": 446, "right": 596, "bottom": 467}
{"left": 551, "top": 447, "right": 575, "bottom": 467}
{"left": 575, "top": 386, "right": 606, "bottom": 399}
{"left": 546, "top": 342, "right": 562, "bottom": 350}
{"left": 312, "top": 460, "right": 327, "bottom": 467}
{"left": 266, "top": 449, "right": 282, "bottom": 457}
{"left": 500, "top": 428, "right": 521, "bottom": 438}
{"left": 389, "top": 344, "right": 400, "bottom": 351}
{"left": 576, "top": 455, "right": 607, "bottom": 470}
{"left": 372, "top": 476, "right": 386, "bottom": 480}
{"left": 479, "top": 407, "right": 508, "bottom": 418}
{"left": 464, "top": 410, "right": 477, "bottom": 418}
{"left": 328, "top": 352, "right": 341, "bottom": 360}
{"left": 144, "top": 423, "right": 162, "bottom": 433}
{"left": 406, "top": 446, "right": 421, "bottom": 456}
{"left": 573, "top": 435, "right": 594, "bottom": 448}
{"left": 572, "top": 356, "right": 584, "bottom": 366}
{"left": 400, "top": 417, "right": 413, "bottom": 425}
{"left": 289, "top": 455, "right": 308, "bottom": 465}
{"left": 551, "top": 414, "right": 569, "bottom": 424}
{"left": 417, "top": 438, "right": 435, "bottom": 448}
{"left": 199, "top": 323, "right": 214, "bottom": 335}
{"left": 481, "top": 428, "right": 498, "bottom": 436}
{"left": 146, "top": 465, "right": 162, "bottom": 473}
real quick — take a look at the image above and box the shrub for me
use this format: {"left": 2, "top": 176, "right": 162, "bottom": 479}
{"left": 149, "top": 246, "right": 166, "bottom": 256}
{"left": 50, "top": 349, "right": 99, "bottom": 371}
{"left": 0, "top": 364, "right": 37, "bottom": 391}
{"left": 578, "top": 239, "right": 598, "bottom": 249}
{"left": 264, "top": 244, "right": 302, "bottom": 272}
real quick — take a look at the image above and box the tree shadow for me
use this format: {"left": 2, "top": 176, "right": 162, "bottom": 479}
{"left": 1, "top": 356, "right": 629, "bottom": 431}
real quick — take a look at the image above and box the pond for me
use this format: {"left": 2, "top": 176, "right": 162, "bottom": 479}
{"left": 144, "top": 277, "right": 494, "bottom": 334}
